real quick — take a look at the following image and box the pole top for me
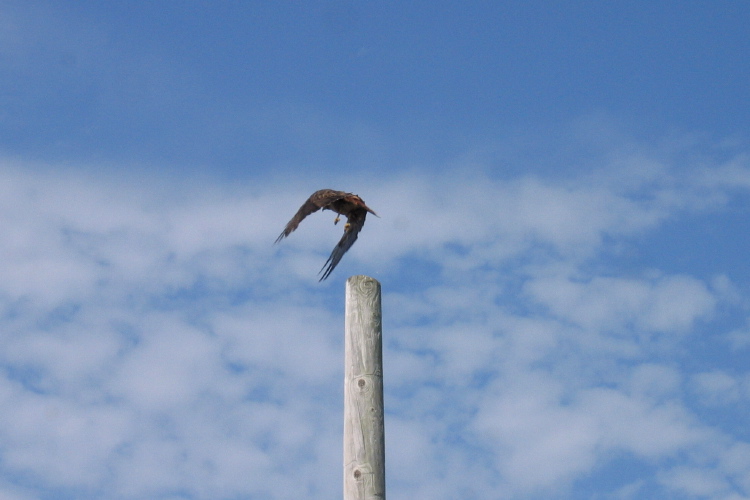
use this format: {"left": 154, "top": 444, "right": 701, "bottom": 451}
{"left": 346, "top": 275, "right": 380, "bottom": 285}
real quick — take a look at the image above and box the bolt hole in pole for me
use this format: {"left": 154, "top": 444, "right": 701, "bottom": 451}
{"left": 344, "top": 276, "right": 385, "bottom": 500}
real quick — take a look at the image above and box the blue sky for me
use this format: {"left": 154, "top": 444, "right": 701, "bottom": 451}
{"left": 2, "top": 2, "right": 750, "bottom": 499}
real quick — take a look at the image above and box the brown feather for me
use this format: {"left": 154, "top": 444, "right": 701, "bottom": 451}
{"left": 274, "top": 189, "right": 377, "bottom": 280}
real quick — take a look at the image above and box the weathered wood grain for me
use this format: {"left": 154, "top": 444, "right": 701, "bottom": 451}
{"left": 344, "top": 275, "right": 385, "bottom": 500}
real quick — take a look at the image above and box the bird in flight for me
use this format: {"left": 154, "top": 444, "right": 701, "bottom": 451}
{"left": 275, "top": 189, "right": 378, "bottom": 281}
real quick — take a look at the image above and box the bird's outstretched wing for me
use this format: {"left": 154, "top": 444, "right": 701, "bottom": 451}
{"left": 274, "top": 189, "right": 348, "bottom": 243}
{"left": 319, "top": 210, "right": 367, "bottom": 281}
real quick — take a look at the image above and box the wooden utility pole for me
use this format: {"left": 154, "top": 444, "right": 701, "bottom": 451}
{"left": 344, "top": 275, "right": 385, "bottom": 500}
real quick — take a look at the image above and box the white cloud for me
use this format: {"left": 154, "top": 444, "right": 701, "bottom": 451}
{"left": 1, "top": 148, "right": 750, "bottom": 499}
{"left": 525, "top": 274, "right": 716, "bottom": 337}
{"left": 691, "top": 371, "right": 743, "bottom": 406}
{"left": 659, "top": 466, "right": 730, "bottom": 497}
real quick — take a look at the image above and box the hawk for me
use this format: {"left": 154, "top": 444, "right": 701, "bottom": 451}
{"left": 275, "top": 189, "right": 378, "bottom": 281}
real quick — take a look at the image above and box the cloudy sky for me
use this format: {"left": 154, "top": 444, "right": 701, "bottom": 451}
{"left": 2, "top": 2, "right": 750, "bottom": 499}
